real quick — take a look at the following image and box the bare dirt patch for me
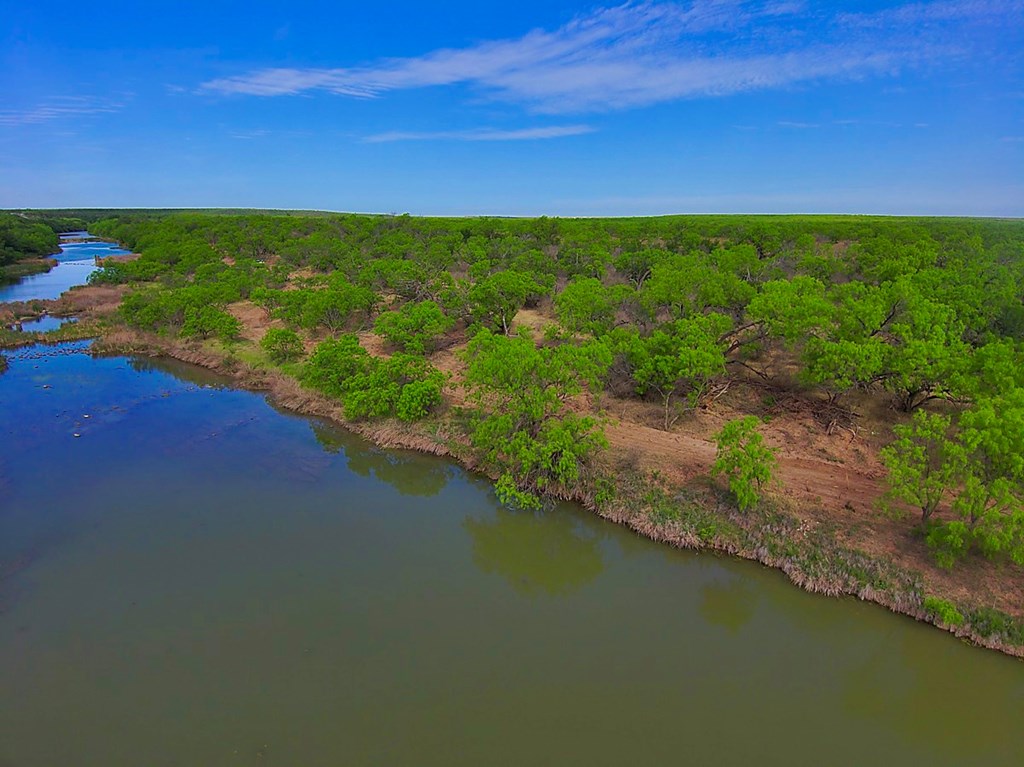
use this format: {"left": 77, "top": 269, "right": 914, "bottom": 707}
{"left": 98, "top": 253, "right": 140, "bottom": 265}
{"left": 226, "top": 300, "right": 278, "bottom": 343}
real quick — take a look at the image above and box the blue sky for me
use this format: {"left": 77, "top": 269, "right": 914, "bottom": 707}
{"left": 1, "top": 1, "right": 1022, "bottom": 215}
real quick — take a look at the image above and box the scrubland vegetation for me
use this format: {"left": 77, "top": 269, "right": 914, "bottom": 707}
{"left": 10, "top": 209, "right": 1024, "bottom": 650}
{"left": 0, "top": 212, "right": 63, "bottom": 282}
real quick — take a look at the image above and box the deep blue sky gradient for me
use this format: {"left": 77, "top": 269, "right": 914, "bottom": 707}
{"left": 2, "top": 1, "right": 1022, "bottom": 215}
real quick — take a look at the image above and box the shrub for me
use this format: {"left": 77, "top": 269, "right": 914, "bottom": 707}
{"left": 711, "top": 416, "right": 777, "bottom": 511}
{"left": 303, "top": 336, "right": 445, "bottom": 421}
{"left": 968, "top": 607, "right": 1024, "bottom": 643}
{"left": 180, "top": 306, "right": 241, "bottom": 341}
{"left": 922, "top": 596, "right": 964, "bottom": 626}
{"left": 260, "top": 327, "right": 304, "bottom": 363}
{"left": 374, "top": 300, "right": 454, "bottom": 354}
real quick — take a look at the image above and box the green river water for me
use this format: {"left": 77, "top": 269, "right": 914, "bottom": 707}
{"left": 0, "top": 342, "right": 1021, "bottom": 766}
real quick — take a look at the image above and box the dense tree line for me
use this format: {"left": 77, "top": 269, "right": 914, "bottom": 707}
{"left": 0, "top": 212, "right": 60, "bottom": 268}
{"left": 86, "top": 211, "right": 1024, "bottom": 568}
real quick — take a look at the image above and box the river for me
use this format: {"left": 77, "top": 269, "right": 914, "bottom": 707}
{"left": 0, "top": 232, "right": 131, "bottom": 303}
{"left": 0, "top": 342, "right": 1022, "bottom": 766}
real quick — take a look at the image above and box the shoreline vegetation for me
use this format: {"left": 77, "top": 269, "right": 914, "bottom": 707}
{"left": 0, "top": 211, "right": 93, "bottom": 284}
{"left": 1, "top": 210, "right": 1023, "bottom": 658}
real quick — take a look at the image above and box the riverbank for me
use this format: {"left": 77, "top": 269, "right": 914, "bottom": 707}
{"left": 2, "top": 283, "right": 1022, "bottom": 659}
{"left": 90, "top": 328, "right": 1024, "bottom": 658}
{"left": 0, "top": 257, "right": 56, "bottom": 285}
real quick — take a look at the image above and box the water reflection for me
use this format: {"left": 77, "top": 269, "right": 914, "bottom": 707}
{"left": 463, "top": 506, "right": 605, "bottom": 597}
{"left": 126, "top": 355, "right": 231, "bottom": 389}
{"left": 841, "top": 626, "right": 1024, "bottom": 759}
{"left": 4, "top": 340, "right": 1024, "bottom": 766}
{"left": 0, "top": 233, "right": 131, "bottom": 303}
{"left": 310, "top": 420, "right": 347, "bottom": 454}
{"left": 347, "top": 447, "right": 453, "bottom": 498}
{"left": 310, "top": 420, "right": 454, "bottom": 498}
{"left": 10, "top": 315, "right": 76, "bottom": 333}
{"left": 699, "top": 572, "right": 758, "bottom": 634}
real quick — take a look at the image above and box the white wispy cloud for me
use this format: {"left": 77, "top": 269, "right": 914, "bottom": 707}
{"left": 200, "top": 0, "right": 1019, "bottom": 114}
{"left": 0, "top": 96, "right": 125, "bottom": 127}
{"left": 363, "top": 125, "right": 595, "bottom": 142}
{"left": 837, "top": 0, "right": 1021, "bottom": 27}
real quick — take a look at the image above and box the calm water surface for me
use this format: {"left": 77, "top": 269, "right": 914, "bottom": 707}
{"left": 9, "top": 315, "right": 77, "bottom": 332}
{"left": 0, "top": 233, "right": 130, "bottom": 303}
{"left": 1, "top": 343, "right": 1022, "bottom": 766}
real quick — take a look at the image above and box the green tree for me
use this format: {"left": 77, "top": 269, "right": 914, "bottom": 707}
{"left": 462, "top": 329, "right": 611, "bottom": 507}
{"left": 303, "top": 336, "right": 445, "bottom": 422}
{"left": 881, "top": 411, "right": 963, "bottom": 523}
{"left": 260, "top": 327, "right": 304, "bottom": 363}
{"left": 302, "top": 335, "right": 372, "bottom": 398}
{"left": 884, "top": 295, "right": 970, "bottom": 412}
{"left": 299, "top": 276, "right": 376, "bottom": 332}
{"left": 554, "top": 277, "right": 631, "bottom": 335}
{"left": 628, "top": 314, "right": 730, "bottom": 430}
{"left": 746, "top": 276, "right": 833, "bottom": 345}
{"left": 937, "top": 391, "right": 1024, "bottom": 566}
{"left": 711, "top": 416, "right": 777, "bottom": 511}
{"left": 374, "top": 300, "right": 454, "bottom": 354}
{"left": 467, "top": 270, "right": 547, "bottom": 334}
{"left": 180, "top": 306, "right": 241, "bottom": 342}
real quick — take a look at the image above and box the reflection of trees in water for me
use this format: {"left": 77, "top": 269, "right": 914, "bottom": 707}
{"left": 463, "top": 506, "right": 605, "bottom": 598}
{"left": 311, "top": 421, "right": 454, "bottom": 498}
{"left": 347, "top": 448, "right": 453, "bottom": 498}
{"left": 310, "top": 420, "right": 348, "bottom": 455}
{"left": 698, "top": 574, "right": 758, "bottom": 634}
{"left": 840, "top": 627, "right": 1024, "bottom": 760}
{"left": 127, "top": 355, "right": 230, "bottom": 389}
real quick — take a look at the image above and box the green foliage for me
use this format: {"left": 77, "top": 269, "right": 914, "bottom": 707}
{"left": 967, "top": 607, "right": 1024, "bottom": 644}
{"left": 881, "top": 389, "right": 1024, "bottom": 569}
{"left": 180, "top": 306, "right": 241, "bottom": 341}
{"left": 467, "top": 270, "right": 547, "bottom": 334}
{"left": 884, "top": 293, "right": 970, "bottom": 411}
{"left": 0, "top": 213, "right": 59, "bottom": 267}
{"left": 922, "top": 596, "right": 965, "bottom": 626}
{"left": 945, "top": 390, "right": 1024, "bottom": 566}
{"left": 881, "top": 411, "right": 962, "bottom": 522}
{"left": 747, "top": 276, "right": 832, "bottom": 345}
{"left": 253, "top": 276, "right": 376, "bottom": 333}
{"left": 260, "top": 327, "right": 304, "bottom": 363}
{"left": 395, "top": 378, "right": 444, "bottom": 421}
{"left": 302, "top": 335, "right": 371, "bottom": 397}
{"left": 343, "top": 354, "right": 446, "bottom": 421}
{"left": 554, "top": 277, "right": 631, "bottom": 335}
{"left": 374, "top": 300, "right": 454, "bottom": 354}
{"left": 119, "top": 283, "right": 243, "bottom": 338}
{"left": 84, "top": 210, "right": 1024, "bottom": 577}
{"left": 640, "top": 249, "right": 757, "bottom": 320}
{"left": 627, "top": 313, "right": 730, "bottom": 429}
{"left": 463, "top": 329, "right": 611, "bottom": 505}
{"left": 613, "top": 248, "right": 664, "bottom": 288}
{"left": 300, "top": 276, "right": 377, "bottom": 332}
{"left": 303, "top": 335, "right": 445, "bottom": 421}
{"left": 711, "top": 416, "right": 777, "bottom": 511}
